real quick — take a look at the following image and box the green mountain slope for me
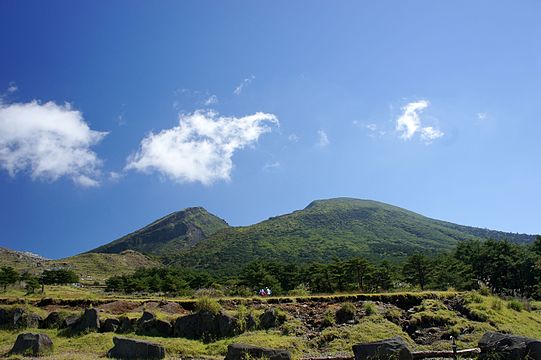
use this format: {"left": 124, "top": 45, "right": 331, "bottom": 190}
{"left": 90, "top": 207, "right": 229, "bottom": 255}
{"left": 171, "top": 198, "right": 535, "bottom": 273}
{"left": 0, "top": 247, "right": 159, "bottom": 282}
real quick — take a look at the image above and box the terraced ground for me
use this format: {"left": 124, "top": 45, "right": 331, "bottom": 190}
{"left": 1, "top": 288, "right": 541, "bottom": 359}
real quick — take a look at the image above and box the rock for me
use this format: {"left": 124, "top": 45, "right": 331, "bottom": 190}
{"left": 352, "top": 337, "right": 413, "bottom": 360}
{"left": 174, "top": 311, "right": 240, "bottom": 340}
{"left": 71, "top": 308, "right": 100, "bottom": 333}
{"left": 9, "top": 333, "right": 53, "bottom": 356}
{"left": 40, "top": 312, "right": 65, "bottom": 329}
{"left": 117, "top": 316, "right": 136, "bottom": 333}
{"left": 107, "top": 336, "right": 165, "bottom": 359}
{"left": 335, "top": 306, "right": 355, "bottom": 324}
{"left": 137, "top": 311, "right": 156, "bottom": 327}
{"left": 246, "top": 313, "right": 258, "bottom": 330}
{"left": 61, "top": 315, "right": 79, "bottom": 329}
{"left": 137, "top": 319, "right": 172, "bottom": 337}
{"left": 259, "top": 308, "right": 285, "bottom": 329}
{"left": 103, "top": 318, "right": 121, "bottom": 333}
{"left": 478, "top": 332, "right": 541, "bottom": 360}
{"left": 225, "top": 343, "right": 292, "bottom": 360}
{"left": 0, "top": 307, "right": 41, "bottom": 329}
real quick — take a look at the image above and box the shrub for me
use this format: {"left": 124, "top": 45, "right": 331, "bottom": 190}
{"left": 468, "top": 292, "right": 484, "bottom": 304}
{"left": 288, "top": 284, "right": 310, "bottom": 297}
{"left": 321, "top": 309, "right": 335, "bottom": 328}
{"left": 478, "top": 284, "right": 491, "bottom": 296}
{"left": 195, "top": 296, "right": 222, "bottom": 315}
{"left": 336, "top": 302, "right": 356, "bottom": 323}
{"left": 507, "top": 299, "right": 523, "bottom": 312}
{"left": 490, "top": 298, "right": 503, "bottom": 311}
{"left": 362, "top": 302, "right": 376, "bottom": 316}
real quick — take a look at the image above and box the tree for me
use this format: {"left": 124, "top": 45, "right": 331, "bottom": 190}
{"left": 372, "top": 261, "right": 395, "bottom": 291}
{"left": 430, "top": 254, "right": 476, "bottom": 291}
{"left": 403, "top": 253, "right": 432, "bottom": 290}
{"left": 39, "top": 269, "right": 79, "bottom": 293}
{"left": 25, "top": 276, "right": 40, "bottom": 294}
{"left": 0, "top": 267, "right": 19, "bottom": 291}
{"left": 345, "top": 257, "right": 375, "bottom": 291}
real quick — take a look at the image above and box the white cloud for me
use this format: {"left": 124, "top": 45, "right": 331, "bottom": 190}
{"left": 263, "top": 161, "right": 281, "bottom": 171}
{"left": 420, "top": 127, "right": 444, "bottom": 143}
{"left": 317, "top": 130, "right": 329, "bottom": 147}
{"left": 477, "top": 112, "right": 487, "bottom": 120}
{"left": 126, "top": 110, "right": 278, "bottom": 184}
{"left": 288, "top": 133, "right": 299, "bottom": 142}
{"left": 0, "top": 100, "right": 107, "bottom": 186}
{"left": 204, "top": 95, "right": 219, "bottom": 106}
{"left": 395, "top": 100, "right": 443, "bottom": 143}
{"left": 365, "top": 123, "right": 378, "bottom": 132}
{"left": 7, "top": 82, "right": 18, "bottom": 93}
{"left": 234, "top": 75, "right": 255, "bottom": 95}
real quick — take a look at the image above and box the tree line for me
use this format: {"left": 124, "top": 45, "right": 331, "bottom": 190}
{"left": 105, "top": 237, "right": 541, "bottom": 298}
{"left": 0, "top": 268, "right": 79, "bottom": 294}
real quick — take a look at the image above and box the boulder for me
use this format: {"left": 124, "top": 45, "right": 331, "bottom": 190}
{"left": 9, "top": 333, "right": 53, "bottom": 356}
{"left": 246, "top": 313, "right": 258, "bottom": 330}
{"left": 259, "top": 308, "right": 285, "bottom": 329}
{"left": 137, "top": 311, "right": 156, "bottom": 327}
{"left": 102, "top": 318, "right": 121, "bottom": 333}
{"left": 69, "top": 308, "right": 100, "bottom": 334}
{"left": 40, "top": 312, "right": 65, "bottom": 329}
{"left": 478, "top": 332, "right": 541, "bottom": 360}
{"left": 352, "top": 337, "right": 413, "bottom": 360}
{"left": 174, "top": 311, "right": 239, "bottom": 340}
{"left": 107, "top": 336, "right": 165, "bottom": 359}
{"left": 117, "top": 316, "right": 136, "bottom": 334}
{"left": 61, "top": 315, "right": 79, "bottom": 329}
{"left": 0, "top": 307, "right": 41, "bottom": 329}
{"left": 136, "top": 319, "right": 172, "bottom": 337}
{"left": 225, "top": 343, "right": 292, "bottom": 360}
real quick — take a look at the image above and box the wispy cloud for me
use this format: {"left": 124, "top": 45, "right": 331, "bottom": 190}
{"left": 204, "top": 95, "right": 219, "bottom": 106}
{"left": 288, "top": 133, "right": 299, "bottom": 142}
{"left": 234, "top": 75, "right": 255, "bottom": 95}
{"left": 317, "top": 130, "right": 330, "bottom": 147}
{"left": 263, "top": 161, "right": 281, "bottom": 171}
{"left": 126, "top": 110, "right": 278, "bottom": 185}
{"left": 395, "top": 100, "right": 443, "bottom": 143}
{"left": 477, "top": 112, "right": 487, "bottom": 120}
{"left": 0, "top": 100, "right": 107, "bottom": 187}
{"left": 7, "top": 82, "right": 17, "bottom": 94}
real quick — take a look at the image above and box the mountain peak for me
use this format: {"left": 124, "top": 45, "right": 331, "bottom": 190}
{"left": 89, "top": 206, "right": 229, "bottom": 255}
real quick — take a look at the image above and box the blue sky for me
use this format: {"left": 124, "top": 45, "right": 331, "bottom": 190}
{"left": 1, "top": 1, "right": 540, "bottom": 258}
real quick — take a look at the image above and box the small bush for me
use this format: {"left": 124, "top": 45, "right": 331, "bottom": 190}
{"left": 478, "top": 284, "right": 491, "bottom": 296}
{"left": 507, "top": 299, "right": 523, "bottom": 312}
{"left": 195, "top": 296, "right": 221, "bottom": 315}
{"left": 468, "top": 292, "right": 484, "bottom": 304}
{"left": 321, "top": 309, "right": 335, "bottom": 328}
{"left": 383, "top": 308, "right": 403, "bottom": 324}
{"left": 491, "top": 298, "right": 503, "bottom": 311}
{"left": 336, "top": 302, "right": 356, "bottom": 323}
{"left": 362, "top": 302, "right": 376, "bottom": 316}
{"left": 288, "top": 283, "right": 310, "bottom": 297}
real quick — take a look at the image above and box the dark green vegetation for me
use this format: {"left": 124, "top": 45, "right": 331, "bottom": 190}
{"left": 104, "top": 238, "right": 541, "bottom": 302}
{"left": 90, "top": 198, "right": 534, "bottom": 275}
{"left": 90, "top": 207, "right": 229, "bottom": 255}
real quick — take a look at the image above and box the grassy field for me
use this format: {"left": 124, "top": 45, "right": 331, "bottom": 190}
{"left": 1, "top": 289, "right": 541, "bottom": 359}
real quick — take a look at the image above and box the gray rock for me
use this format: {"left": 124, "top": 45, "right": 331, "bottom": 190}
{"left": 478, "top": 332, "right": 541, "bottom": 360}
{"left": 9, "top": 333, "right": 53, "bottom": 356}
{"left": 103, "top": 318, "right": 121, "bottom": 333}
{"left": 107, "top": 336, "right": 165, "bottom": 359}
{"left": 174, "top": 311, "right": 239, "bottom": 340}
{"left": 352, "top": 337, "right": 413, "bottom": 360}
{"left": 40, "top": 312, "right": 65, "bottom": 329}
{"left": 225, "top": 343, "right": 292, "bottom": 360}
{"left": 137, "top": 311, "right": 156, "bottom": 327}
{"left": 61, "top": 315, "right": 79, "bottom": 329}
{"left": 71, "top": 308, "right": 100, "bottom": 333}
{"left": 0, "top": 308, "right": 41, "bottom": 329}
{"left": 259, "top": 308, "right": 285, "bottom": 329}
{"left": 117, "top": 316, "right": 136, "bottom": 333}
{"left": 137, "top": 319, "right": 172, "bottom": 337}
